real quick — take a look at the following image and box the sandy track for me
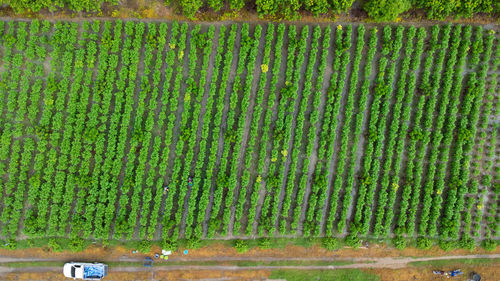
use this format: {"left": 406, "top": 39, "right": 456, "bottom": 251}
{"left": 1, "top": 253, "right": 499, "bottom": 273}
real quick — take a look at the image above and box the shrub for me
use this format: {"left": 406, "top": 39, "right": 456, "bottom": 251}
{"left": 138, "top": 240, "right": 152, "bottom": 253}
{"left": 392, "top": 236, "right": 407, "bottom": 249}
{"left": 438, "top": 240, "right": 458, "bottom": 251}
{"left": 68, "top": 238, "right": 87, "bottom": 252}
{"left": 258, "top": 238, "right": 272, "bottom": 249}
{"left": 322, "top": 237, "right": 341, "bottom": 251}
{"left": 416, "top": 237, "right": 432, "bottom": 250}
{"left": 234, "top": 240, "right": 249, "bottom": 253}
{"left": 1, "top": 239, "right": 17, "bottom": 250}
{"left": 162, "top": 239, "right": 178, "bottom": 251}
{"left": 186, "top": 237, "right": 201, "bottom": 249}
{"left": 363, "top": 0, "right": 411, "bottom": 21}
{"left": 48, "top": 238, "right": 62, "bottom": 252}
{"left": 459, "top": 236, "right": 475, "bottom": 251}
{"left": 482, "top": 239, "right": 497, "bottom": 251}
{"left": 345, "top": 234, "right": 361, "bottom": 249}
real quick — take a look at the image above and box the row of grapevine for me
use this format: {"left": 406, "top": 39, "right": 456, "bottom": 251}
{"left": 450, "top": 29, "right": 495, "bottom": 239}
{"left": 300, "top": 25, "right": 331, "bottom": 237}
{"left": 327, "top": 25, "right": 364, "bottom": 236}
{"left": 160, "top": 23, "right": 191, "bottom": 240}
{"left": 208, "top": 24, "right": 256, "bottom": 236}
{"left": 372, "top": 26, "right": 416, "bottom": 237}
{"left": 220, "top": 25, "right": 262, "bottom": 235}
{"left": 201, "top": 24, "right": 238, "bottom": 238}
{"left": 233, "top": 24, "right": 275, "bottom": 235}
{"left": 190, "top": 25, "right": 230, "bottom": 238}
{"left": 267, "top": 25, "right": 308, "bottom": 235}
{"left": 439, "top": 26, "right": 486, "bottom": 239}
{"left": 321, "top": 25, "right": 352, "bottom": 237}
{"left": 337, "top": 27, "right": 378, "bottom": 234}
{"left": 394, "top": 26, "right": 440, "bottom": 235}
{"left": 280, "top": 25, "right": 321, "bottom": 236}
{"left": 352, "top": 25, "right": 394, "bottom": 234}
{"left": 419, "top": 26, "right": 471, "bottom": 237}
{"left": 405, "top": 23, "right": 454, "bottom": 236}
{"left": 244, "top": 24, "right": 285, "bottom": 235}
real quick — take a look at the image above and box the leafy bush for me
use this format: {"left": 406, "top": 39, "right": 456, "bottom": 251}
{"left": 322, "top": 237, "right": 341, "bottom": 251}
{"left": 138, "top": 240, "right": 152, "bottom": 253}
{"left": 162, "top": 239, "right": 178, "bottom": 251}
{"left": 363, "top": 0, "right": 411, "bottom": 21}
{"left": 459, "top": 236, "right": 475, "bottom": 251}
{"left": 481, "top": 239, "right": 497, "bottom": 251}
{"left": 1, "top": 239, "right": 17, "bottom": 250}
{"left": 48, "top": 238, "right": 62, "bottom": 252}
{"left": 68, "top": 238, "right": 87, "bottom": 252}
{"left": 187, "top": 238, "right": 201, "bottom": 249}
{"left": 345, "top": 234, "right": 361, "bottom": 249}
{"left": 439, "top": 240, "right": 458, "bottom": 251}
{"left": 258, "top": 238, "right": 272, "bottom": 249}
{"left": 234, "top": 240, "right": 249, "bottom": 253}
{"left": 392, "top": 236, "right": 407, "bottom": 250}
{"left": 416, "top": 237, "right": 432, "bottom": 250}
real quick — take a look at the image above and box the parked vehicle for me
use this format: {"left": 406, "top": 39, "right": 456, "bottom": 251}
{"left": 63, "top": 262, "right": 108, "bottom": 280}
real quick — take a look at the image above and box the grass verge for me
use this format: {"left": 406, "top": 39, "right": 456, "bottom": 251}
{"left": 269, "top": 269, "right": 380, "bottom": 281}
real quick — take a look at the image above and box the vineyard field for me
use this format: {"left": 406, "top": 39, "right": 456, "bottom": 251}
{"left": 0, "top": 20, "right": 498, "bottom": 244}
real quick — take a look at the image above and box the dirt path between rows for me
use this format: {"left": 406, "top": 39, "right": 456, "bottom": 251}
{"left": 0, "top": 253, "right": 499, "bottom": 274}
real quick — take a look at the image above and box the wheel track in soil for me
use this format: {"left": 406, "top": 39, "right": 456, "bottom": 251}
{"left": 1, "top": 254, "right": 499, "bottom": 274}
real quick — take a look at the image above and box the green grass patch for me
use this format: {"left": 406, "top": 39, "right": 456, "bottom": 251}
{"left": 0, "top": 261, "right": 64, "bottom": 267}
{"left": 409, "top": 258, "right": 500, "bottom": 267}
{"left": 234, "top": 260, "right": 355, "bottom": 266}
{"left": 269, "top": 269, "right": 379, "bottom": 281}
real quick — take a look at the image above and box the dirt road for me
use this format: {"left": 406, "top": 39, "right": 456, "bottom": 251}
{"left": 0, "top": 253, "right": 499, "bottom": 281}
{"left": 1, "top": 253, "right": 499, "bottom": 271}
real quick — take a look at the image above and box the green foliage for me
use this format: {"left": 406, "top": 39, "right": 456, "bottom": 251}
{"left": 416, "top": 237, "right": 432, "bottom": 249}
{"left": 234, "top": 239, "right": 250, "bottom": 253}
{"left": 392, "top": 236, "right": 407, "bottom": 250}
{"left": 438, "top": 240, "right": 458, "bottom": 251}
{"left": 322, "top": 237, "right": 341, "bottom": 251}
{"left": 345, "top": 234, "right": 361, "bottom": 249}
{"left": 459, "top": 236, "right": 475, "bottom": 251}
{"left": 3, "top": 0, "right": 116, "bottom": 13}
{"left": 363, "top": 0, "right": 411, "bottom": 21}
{"left": 0, "top": 20, "right": 496, "bottom": 252}
{"left": 1, "top": 239, "right": 17, "bottom": 250}
{"left": 175, "top": 0, "right": 204, "bottom": 18}
{"left": 68, "top": 238, "right": 87, "bottom": 252}
{"left": 329, "top": 0, "right": 354, "bottom": 12}
{"left": 258, "top": 238, "right": 272, "bottom": 249}
{"left": 481, "top": 239, "right": 497, "bottom": 251}
{"left": 270, "top": 269, "right": 380, "bottom": 281}
{"left": 162, "top": 239, "right": 178, "bottom": 251}
{"left": 138, "top": 240, "right": 152, "bottom": 253}
{"left": 416, "top": 0, "right": 497, "bottom": 19}
{"left": 48, "top": 238, "right": 62, "bottom": 252}
{"left": 186, "top": 238, "right": 202, "bottom": 249}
